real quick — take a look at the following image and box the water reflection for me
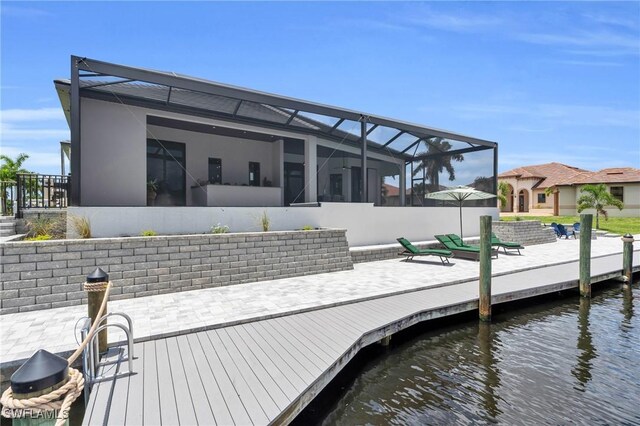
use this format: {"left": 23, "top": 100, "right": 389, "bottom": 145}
{"left": 622, "top": 285, "right": 634, "bottom": 328}
{"left": 572, "top": 297, "right": 596, "bottom": 390}
{"left": 316, "top": 283, "right": 640, "bottom": 426}
{"left": 477, "top": 322, "right": 501, "bottom": 418}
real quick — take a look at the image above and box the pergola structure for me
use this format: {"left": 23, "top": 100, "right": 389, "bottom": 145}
{"left": 57, "top": 56, "right": 497, "bottom": 206}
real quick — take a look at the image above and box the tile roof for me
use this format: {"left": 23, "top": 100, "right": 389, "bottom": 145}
{"left": 560, "top": 167, "right": 640, "bottom": 185}
{"left": 498, "top": 162, "right": 589, "bottom": 188}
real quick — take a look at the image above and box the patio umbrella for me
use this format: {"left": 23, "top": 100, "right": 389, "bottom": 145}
{"left": 425, "top": 185, "right": 496, "bottom": 242}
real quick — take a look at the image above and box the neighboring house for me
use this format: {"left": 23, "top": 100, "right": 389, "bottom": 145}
{"left": 50, "top": 56, "right": 499, "bottom": 245}
{"left": 499, "top": 163, "right": 640, "bottom": 217}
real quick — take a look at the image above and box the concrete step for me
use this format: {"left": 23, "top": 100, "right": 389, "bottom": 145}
{"left": 0, "top": 229, "right": 16, "bottom": 237}
{"left": 0, "top": 216, "right": 16, "bottom": 223}
{"left": 0, "top": 222, "right": 15, "bottom": 229}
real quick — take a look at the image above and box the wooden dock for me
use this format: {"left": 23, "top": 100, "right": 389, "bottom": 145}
{"left": 83, "top": 252, "right": 639, "bottom": 425}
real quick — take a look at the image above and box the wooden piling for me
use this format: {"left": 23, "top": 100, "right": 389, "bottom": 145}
{"left": 88, "top": 291, "right": 108, "bottom": 353}
{"left": 579, "top": 214, "right": 592, "bottom": 298}
{"left": 622, "top": 234, "right": 634, "bottom": 287}
{"left": 479, "top": 215, "right": 492, "bottom": 322}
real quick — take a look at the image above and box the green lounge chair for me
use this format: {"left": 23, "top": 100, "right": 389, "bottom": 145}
{"left": 447, "top": 233, "right": 499, "bottom": 259}
{"left": 397, "top": 238, "right": 453, "bottom": 265}
{"left": 435, "top": 234, "right": 498, "bottom": 261}
{"left": 491, "top": 233, "right": 524, "bottom": 255}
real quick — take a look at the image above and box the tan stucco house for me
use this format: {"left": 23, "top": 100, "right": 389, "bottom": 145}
{"left": 499, "top": 163, "right": 640, "bottom": 217}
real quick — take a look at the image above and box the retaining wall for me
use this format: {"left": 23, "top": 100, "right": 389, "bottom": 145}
{"left": 0, "top": 229, "right": 353, "bottom": 315}
{"left": 493, "top": 220, "right": 557, "bottom": 246}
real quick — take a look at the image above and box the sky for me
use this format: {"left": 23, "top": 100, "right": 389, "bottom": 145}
{"left": 1, "top": 1, "right": 639, "bottom": 177}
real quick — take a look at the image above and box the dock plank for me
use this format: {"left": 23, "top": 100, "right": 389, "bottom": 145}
{"left": 225, "top": 326, "right": 301, "bottom": 400}
{"left": 154, "top": 339, "right": 179, "bottom": 425}
{"left": 175, "top": 335, "right": 216, "bottom": 425}
{"left": 142, "top": 340, "right": 161, "bottom": 426}
{"left": 124, "top": 343, "right": 144, "bottom": 426}
{"left": 252, "top": 321, "right": 325, "bottom": 376}
{"left": 238, "top": 322, "right": 316, "bottom": 386}
{"left": 82, "top": 349, "right": 120, "bottom": 426}
{"left": 199, "top": 330, "right": 269, "bottom": 425}
{"left": 165, "top": 337, "right": 198, "bottom": 425}
{"left": 187, "top": 333, "right": 247, "bottom": 426}
{"left": 106, "top": 348, "right": 130, "bottom": 425}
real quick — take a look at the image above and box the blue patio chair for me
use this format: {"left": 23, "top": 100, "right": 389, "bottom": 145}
{"left": 556, "top": 224, "right": 575, "bottom": 239}
{"left": 550, "top": 222, "right": 561, "bottom": 237}
{"left": 573, "top": 222, "right": 580, "bottom": 237}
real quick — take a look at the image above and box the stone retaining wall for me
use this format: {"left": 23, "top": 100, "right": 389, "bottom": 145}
{"left": 493, "top": 220, "right": 557, "bottom": 246}
{"left": 0, "top": 229, "right": 353, "bottom": 315}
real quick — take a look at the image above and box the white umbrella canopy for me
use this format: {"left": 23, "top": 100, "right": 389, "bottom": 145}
{"left": 425, "top": 185, "right": 496, "bottom": 241}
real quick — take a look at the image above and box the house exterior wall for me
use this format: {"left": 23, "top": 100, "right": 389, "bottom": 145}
{"left": 68, "top": 204, "right": 499, "bottom": 247}
{"left": 79, "top": 97, "right": 404, "bottom": 207}
{"left": 559, "top": 183, "right": 640, "bottom": 217}
{"left": 81, "top": 98, "right": 147, "bottom": 206}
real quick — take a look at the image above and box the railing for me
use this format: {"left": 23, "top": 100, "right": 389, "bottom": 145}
{"left": 0, "top": 180, "right": 16, "bottom": 216}
{"left": 15, "top": 173, "right": 70, "bottom": 218}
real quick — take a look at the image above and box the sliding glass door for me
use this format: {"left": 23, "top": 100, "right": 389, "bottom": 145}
{"left": 147, "top": 139, "right": 186, "bottom": 206}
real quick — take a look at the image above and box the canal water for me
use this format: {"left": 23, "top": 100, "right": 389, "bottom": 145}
{"left": 316, "top": 282, "right": 640, "bottom": 425}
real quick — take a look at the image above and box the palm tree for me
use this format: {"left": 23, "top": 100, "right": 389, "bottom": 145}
{"left": 0, "top": 153, "right": 31, "bottom": 215}
{"left": 498, "top": 181, "right": 510, "bottom": 208}
{"left": 412, "top": 138, "right": 464, "bottom": 193}
{"left": 576, "top": 183, "right": 624, "bottom": 229}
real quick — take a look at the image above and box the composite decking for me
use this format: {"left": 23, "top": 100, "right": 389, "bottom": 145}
{"left": 82, "top": 251, "right": 639, "bottom": 425}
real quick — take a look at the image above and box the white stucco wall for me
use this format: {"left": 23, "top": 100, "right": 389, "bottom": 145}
{"left": 81, "top": 98, "right": 147, "bottom": 206}
{"left": 69, "top": 204, "right": 499, "bottom": 247}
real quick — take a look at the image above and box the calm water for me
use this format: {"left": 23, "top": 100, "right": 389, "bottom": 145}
{"left": 317, "top": 282, "right": 640, "bottom": 425}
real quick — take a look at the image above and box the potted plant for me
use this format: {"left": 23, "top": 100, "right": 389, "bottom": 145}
{"left": 147, "top": 179, "right": 158, "bottom": 206}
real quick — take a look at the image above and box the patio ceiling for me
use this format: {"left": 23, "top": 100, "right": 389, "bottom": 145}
{"left": 55, "top": 56, "right": 496, "bottom": 163}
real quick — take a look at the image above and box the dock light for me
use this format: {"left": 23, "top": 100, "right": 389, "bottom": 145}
{"left": 85, "top": 268, "right": 109, "bottom": 353}
{"left": 11, "top": 350, "right": 69, "bottom": 399}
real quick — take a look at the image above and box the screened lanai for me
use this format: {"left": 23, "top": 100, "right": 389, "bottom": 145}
{"left": 55, "top": 56, "right": 497, "bottom": 208}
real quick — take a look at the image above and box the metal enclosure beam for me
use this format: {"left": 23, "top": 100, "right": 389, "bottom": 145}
{"left": 70, "top": 56, "right": 497, "bottom": 148}
{"left": 411, "top": 144, "right": 494, "bottom": 162}
{"left": 70, "top": 56, "right": 81, "bottom": 205}
{"left": 361, "top": 117, "right": 367, "bottom": 203}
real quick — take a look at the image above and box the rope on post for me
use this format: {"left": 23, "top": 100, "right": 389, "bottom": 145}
{"left": 1, "top": 282, "right": 112, "bottom": 426}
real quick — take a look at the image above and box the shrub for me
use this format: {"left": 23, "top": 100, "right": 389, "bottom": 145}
{"left": 140, "top": 229, "right": 158, "bottom": 236}
{"left": 26, "top": 216, "right": 65, "bottom": 239}
{"left": 69, "top": 214, "right": 92, "bottom": 238}
{"left": 515, "top": 216, "right": 522, "bottom": 221}
{"left": 301, "top": 225, "right": 314, "bottom": 231}
{"left": 211, "top": 223, "right": 229, "bottom": 234}
{"left": 259, "top": 211, "right": 270, "bottom": 232}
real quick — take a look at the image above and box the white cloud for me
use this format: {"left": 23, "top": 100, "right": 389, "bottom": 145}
{"left": 1, "top": 108, "right": 66, "bottom": 123}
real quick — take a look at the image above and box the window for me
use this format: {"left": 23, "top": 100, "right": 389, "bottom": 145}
{"left": 537, "top": 193, "right": 546, "bottom": 203}
{"left": 208, "top": 158, "right": 222, "bottom": 184}
{"left": 611, "top": 186, "right": 623, "bottom": 202}
{"left": 249, "top": 162, "right": 260, "bottom": 186}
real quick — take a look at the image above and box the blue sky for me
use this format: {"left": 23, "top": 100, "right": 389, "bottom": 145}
{"left": 2, "top": 1, "right": 639, "bottom": 176}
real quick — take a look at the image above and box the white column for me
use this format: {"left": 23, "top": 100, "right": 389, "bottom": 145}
{"left": 304, "top": 136, "right": 317, "bottom": 203}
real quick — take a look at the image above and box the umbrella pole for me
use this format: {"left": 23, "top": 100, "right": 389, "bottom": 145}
{"left": 459, "top": 201, "right": 463, "bottom": 243}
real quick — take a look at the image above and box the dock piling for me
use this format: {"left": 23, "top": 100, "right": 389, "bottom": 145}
{"left": 579, "top": 214, "right": 593, "bottom": 298}
{"left": 622, "top": 233, "right": 634, "bottom": 287}
{"left": 85, "top": 268, "right": 109, "bottom": 353}
{"left": 479, "top": 215, "right": 492, "bottom": 322}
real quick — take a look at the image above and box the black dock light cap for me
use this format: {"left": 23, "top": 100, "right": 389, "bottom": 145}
{"left": 624, "top": 233, "right": 633, "bottom": 238}
{"left": 86, "top": 267, "right": 109, "bottom": 283}
{"left": 11, "top": 350, "right": 68, "bottom": 395}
